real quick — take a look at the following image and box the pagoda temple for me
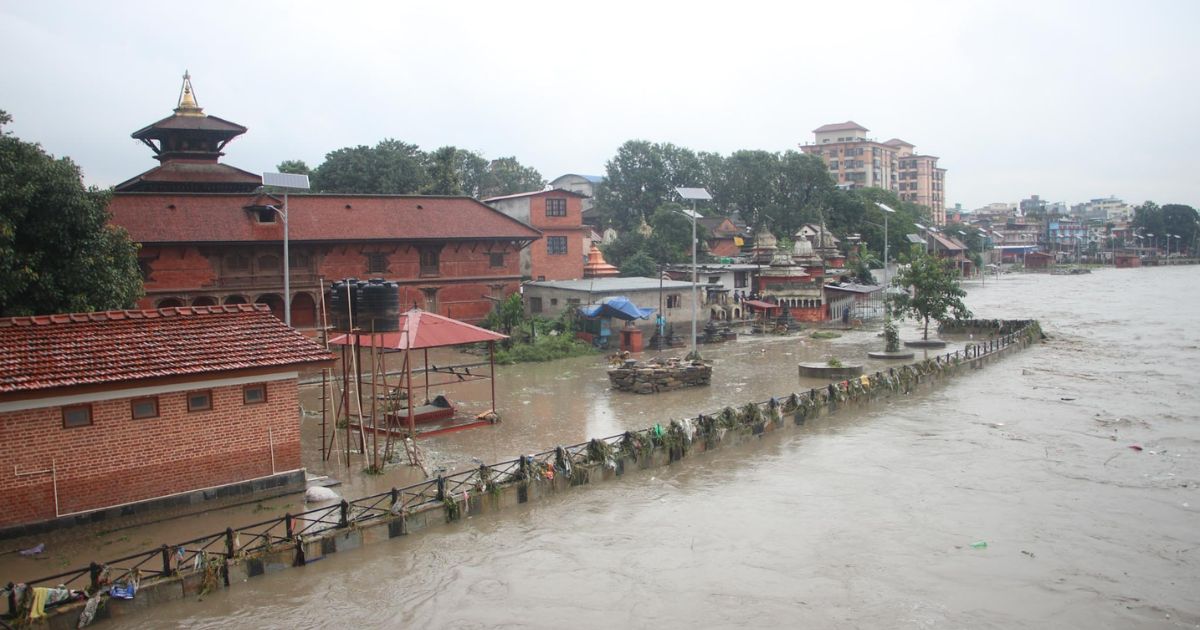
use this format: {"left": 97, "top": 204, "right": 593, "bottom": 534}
{"left": 115, "top": 72, "right": 261, "bottom": 193}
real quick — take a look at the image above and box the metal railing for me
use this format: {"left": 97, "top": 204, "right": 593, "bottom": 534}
{"left": 5, "top": 319, "right": 1039, "bottom": 617}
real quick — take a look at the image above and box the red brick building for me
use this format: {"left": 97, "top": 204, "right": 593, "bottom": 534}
{"left": 0, "top": 305, "right": 332, "bottom": 534}
{"left": 108, "top": 75, "right": 540, "bottom": 326}
{"left": 698, "top": 216, "right": 744, "bottom": 258}
{"left": 484, "top": 189, "right": 588, "bottom": 281}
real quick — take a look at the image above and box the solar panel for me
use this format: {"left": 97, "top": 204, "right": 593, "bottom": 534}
{"left": 262, "top": 172, "right": 311, "bottom": 190}
{"left": 675, "top": 187, "right": 712, "bottom": 201}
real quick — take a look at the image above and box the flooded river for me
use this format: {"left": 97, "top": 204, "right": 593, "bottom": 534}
{"left": 13, "top": 267, "right": 1200, "bottom": 628}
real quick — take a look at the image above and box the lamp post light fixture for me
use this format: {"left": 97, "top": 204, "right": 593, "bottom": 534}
{"left": 262, "top": 172, "right": 312, "bottom": 326}
{"left": 873, "top": 203, "right": 895, "bottom": 318}
{"left": 675, "top": 187, "right": 712, "bottom": 358}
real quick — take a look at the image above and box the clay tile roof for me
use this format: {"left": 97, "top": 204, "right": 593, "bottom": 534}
{"left": 0, "top": 304, "right": 333, "bottom": 395}
{"left": 108, "top": 193, "right": 542, "bottom": 243}
{"left": 812, "top": 121, "right": 869, "bottom": 133}
{"left": 114, "top": 162, "right": 263, "bottom": 192}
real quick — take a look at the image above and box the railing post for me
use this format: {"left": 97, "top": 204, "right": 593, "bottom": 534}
{"left": 7, "top": 580, "right": 16, "bottom": 617}
{"left": 160, "top": 545, "right": 172, "bottom": 576}
{"left": 338, "top": 500, "right": 349, "bottom": 528}
{"left": 390, "top": 487, "right": 399, "bottom": 511}
{"left": 285, "top": 513, "right": 294, "bottom": 541}
{"left": 225, "top": 527, "right": 235, "bottom": 557}
{"left": 88, "top": 562, "right": 102, "bottom": 592}
{"left": 436, "top": 476, "right": 446, "bottom": 501}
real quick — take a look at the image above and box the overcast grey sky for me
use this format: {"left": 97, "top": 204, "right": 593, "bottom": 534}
{"left": 2, "top": 0, "right": 1197, "bottom": 210}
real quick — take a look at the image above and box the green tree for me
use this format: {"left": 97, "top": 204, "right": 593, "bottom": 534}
{"left": 479, "top": 156, "right": 545, "bottom": 198}
{"left": 276, "top": 159, "right": 312, "bottom": 176}
{"left": 773, "top": 151, "right": 835, "bottom": 236}
{"left": 600, "top": 232, "right": 647, "bottom": 269}
{"left": 719, "top": 150, "right": 779, "bottom": 229}
{"left": 596, "top": 140, "right": 705, "bottom": 232}
{"left": 423, "top": 145, "right": 464, "bottom": 196}
{"left": 646, "top": 203, "right": 694, "bottom": 263}
{"left": 0, "top": 111, "right": 142, "bottom": 316}
{"left": 454, "top": 149, "right": 490, "bottom": 198}
{"left": 619, "top": 251, "right": 657, "bottom": 277}
{"left": 311, "top": 139, "right": 430, "bottom": 194}
{"left": 887, "top": 252, "right": 971, "bottom": 340}
{"left": 1160, "top": 204, "right": 1199, "bottom": 254}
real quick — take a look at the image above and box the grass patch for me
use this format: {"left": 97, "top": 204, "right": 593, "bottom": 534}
{"left": 493, "top": 334, "right": 597, "bottom": 365}
{"left": 810, "top": 331, "right": 841, "bottom": 340}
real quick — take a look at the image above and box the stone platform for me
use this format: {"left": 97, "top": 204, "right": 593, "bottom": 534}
{"left": 608, "top": 358, "right": 712, "bottom": 394}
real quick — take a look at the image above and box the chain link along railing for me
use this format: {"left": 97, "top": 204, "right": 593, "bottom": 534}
{"left": 4, "top": 319, "right": 1043, "bottom": 622}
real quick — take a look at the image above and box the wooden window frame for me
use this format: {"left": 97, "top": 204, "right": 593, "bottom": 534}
{"left": 419, "top": 247, "right": 440, "bottom": 277}
{"left": 62, "top": 404, "right": 92, "bottom": 429}
{"left": 546, "top": 198, "right": 567, "bottom": 217}
{"left": 243, "top": 383, "right": 268, "bottom": 405}
{"left": 131, "top": 397, "right": 159, "bottom": 420}
{"left": 489, "top": 253, "right": 505, "bottom": 268}
{"left": 366, "top": 252, "right": 388, "bottom": 274}
{"left": 187, "top": 390, "right": 213, "bottom": 413}
{"left": 547, "top": 236, "right": 568, "bottom": 255}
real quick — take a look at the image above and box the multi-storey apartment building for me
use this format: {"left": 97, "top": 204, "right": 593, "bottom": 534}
{"left": 800, "top": 121, "right": 947, "bottom": 225}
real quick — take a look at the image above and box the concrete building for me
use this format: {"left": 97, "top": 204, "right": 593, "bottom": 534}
{"left": 523, "top": 277, "right": 698, "bottom": 347}
{"left": 549, "top": 174, "right": 604, "bottom": 223}
{"left": 108, "top": 75, "right": 540, "bottom": 326}
{"left": 665, "top": 263, "right": 758, "bottom": 321}
{"left": 1072, "top": 197, "right": 1132, "bottom": 222}
{"left": 0, "top": 305, "right": 332, "bottom": 534}
{"left": 484, "top": 189, "right": 589, "bottom": 281}
{"left": 800, "top": 122, "right": 947, "bottom": 225}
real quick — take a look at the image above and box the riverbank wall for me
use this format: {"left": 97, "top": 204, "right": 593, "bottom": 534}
{"left": 6, "top": 320, "right": 1043, "bottom": 629}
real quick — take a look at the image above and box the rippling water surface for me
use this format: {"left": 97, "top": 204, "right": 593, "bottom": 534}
{"left": 125, "top": 268, "right": 1200, "bottom": 628}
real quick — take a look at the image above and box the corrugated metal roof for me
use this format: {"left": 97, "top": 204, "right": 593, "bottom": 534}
{"left": 328, "top": 309, "right": 507, "bottom": 350}
{"left": 525, "top": 277, "right": 696, "bottom": 292}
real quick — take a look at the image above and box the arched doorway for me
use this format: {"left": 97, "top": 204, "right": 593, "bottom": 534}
{"left": 191, "top": 296, "right": 218, "bottom": 307}
{"left": 224, "top": 295, "right": 248, "bottom": 305}
{"left": 156, "top": 297, "right": 184, "bottom": 308}
{"left": 290, "top": 293, "right": 317, "bottom": 328}
{"left": 255, "top": 294, "right": 285, "bottom": 322}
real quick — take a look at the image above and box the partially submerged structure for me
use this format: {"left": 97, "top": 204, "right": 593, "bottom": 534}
{"left": 0, "top": 305, "right": 332, "bottom": 536}
{"left": 326, "top": 302, "right": 508, "bottom": 469}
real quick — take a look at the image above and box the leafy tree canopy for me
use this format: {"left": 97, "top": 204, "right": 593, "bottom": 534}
{"left": 1133, "top": 201, "right": 1198, "bottom": 253}
{"left": 480, "top": 156, "right": 545, "bottom": 198}
{"left": 887, "top": 252, "right": 971, "bottom": 340}
{"left": 0, "top": 110, "right": 142, "bottom": 316}
{"left": 301, "top": 140, "right": 543, "bottom": 198}
{"left": 619, "top": 251, "right": 657, "bottom": 278}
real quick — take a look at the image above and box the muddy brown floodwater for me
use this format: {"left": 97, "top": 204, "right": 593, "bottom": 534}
{"left": 11, "top": 267, "right": 1200, "bottom": 629}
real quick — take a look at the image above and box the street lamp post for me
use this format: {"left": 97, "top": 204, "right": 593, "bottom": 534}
{"left": 873, "top": 203, "right": 895, "bottom": 318}
{"left": 262, "top": 172, "right": 312, "bottom": 326}
{"left": 675, "top": 187, "right": 712, "bottom": 358}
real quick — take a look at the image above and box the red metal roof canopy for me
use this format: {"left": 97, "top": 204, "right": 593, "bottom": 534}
{"left": 743, "top": 300, "right": 781, "bottom": 310}
{"left": 329, "top": 309, "right": 508, "bottom": 350}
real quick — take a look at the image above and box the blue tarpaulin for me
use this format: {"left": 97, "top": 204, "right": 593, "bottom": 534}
{"left": 578, "top": 296, "right": 656, "bottom": 321}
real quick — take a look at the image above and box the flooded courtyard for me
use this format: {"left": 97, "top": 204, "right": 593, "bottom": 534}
{"left": 6, "top": 267, "right": 1199, "bottom": 628}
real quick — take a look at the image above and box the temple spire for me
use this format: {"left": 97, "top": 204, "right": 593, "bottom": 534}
{"left": 174, "top": 71, "right": 204, "bottom": 117}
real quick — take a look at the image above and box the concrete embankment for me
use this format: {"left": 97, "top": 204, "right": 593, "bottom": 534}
{"left": 8, "top": 320, "right": 1043, "bottom": 629}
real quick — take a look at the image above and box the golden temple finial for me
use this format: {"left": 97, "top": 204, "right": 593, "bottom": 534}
{"left": 174, "top": 70, "right": 204, "bottom": 117}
